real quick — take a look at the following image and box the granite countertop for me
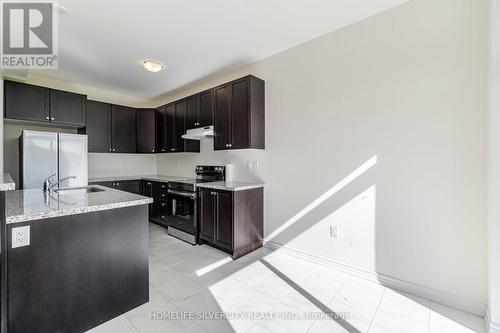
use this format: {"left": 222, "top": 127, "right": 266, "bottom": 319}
{"left": 0, "top": 173, "right": 15, "bottom": 191}
{"left": 5, "top": 185, "right": 153, "bottom": 224}
{"left": 89, "top": 175, "right": 189, "bottom": 183}
{"left": 196, "top": 181, "right": 265, "bottom": 192}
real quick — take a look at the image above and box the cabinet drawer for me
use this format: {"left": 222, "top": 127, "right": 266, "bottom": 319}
{"left": 153, "top": 182, "right": 169, "bottom": 198}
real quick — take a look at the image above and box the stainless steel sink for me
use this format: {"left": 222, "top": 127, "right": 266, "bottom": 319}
{"left": 53, "top": 186, "right": 105, "bottom": 195}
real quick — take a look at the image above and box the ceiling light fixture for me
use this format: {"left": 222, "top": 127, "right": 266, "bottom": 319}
{"left": 142, "top": 59, "right": 165, "bottom": 73}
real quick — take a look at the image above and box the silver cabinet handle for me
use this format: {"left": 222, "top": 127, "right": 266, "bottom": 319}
{"left": 228, "top": 144, "right": 232, "bottom": 147}
{"left": 51, "top": 117, "right": 55, "bottom": 121}
{"left": 116, "top": 182, "right": 119, "bottom": 186}
{"left": 45, "top": 116, "right": 49, "bottom": 120}
{"left": 170, "top": 148, "right": 175, "bottom": 151}
{"left": 161, "top": 149, "right": 165, "bottom": 152}
{"left": 109, "top": 148, "right": 112, "bottom": 152}
{"left": 147, "top": 182, "right": 152, "bottom": 185}
{"left": 161, "top": 184, "right": 166, "bottom": 189}
{"left": 152, "top": 149, "right": 155, "bottom": 152}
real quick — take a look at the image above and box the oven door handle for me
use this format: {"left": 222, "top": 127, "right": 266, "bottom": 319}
{"left": 167, "top": 189, "right": 197, "bottom": 199}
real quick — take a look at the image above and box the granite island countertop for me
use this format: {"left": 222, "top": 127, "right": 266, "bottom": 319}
{"left": 89, "top": 175, "right": 189, "bottom": 183}
{"left": 0, "top": 173, "right": 15, "bottom": 191}
{"left": 196, "top": 181, "right": 265, "bottom": 192}
{"left": 5, "top": 185, "right": 153, "bottom": 224}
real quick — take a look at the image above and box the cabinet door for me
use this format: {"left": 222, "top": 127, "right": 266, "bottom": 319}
{"left": 86, "top": 101, "right": 111, "bottom": 153}
{"left": 199, "top": 89, "right": 214, "bottom": 127}
{"left": 157, "top": 106, "right": 167, "bottom": 153}
{"left": 230, "top": 78, "right": 250, "bottom": 149}
{"left": 199, "top": 189, "right": 215, "bottom": 243}
{"left": 174, "top": 100, "right": 186, "bottom": 152}
{"left": 165, "top": 104, "right": 176, "bottom": 152}
{"left": 4, "top": 80, "right": 49, "bottom": 122}
{"left": 90, "top": 181, "right": 115, "bottom": 189}
{"left": 185, "top": 95, "right": 199, "bottom": 130}
{"left": 49, "top": 89, "right": 86, "bottom": 126}
{"left": 214, "top": 191, "right": 233, "bottom": 250}
{"left": 214, "top": 84, "right": 231, "bottom": 150}
{"left": 115, "top": 180, "right": 141, "bottom": 194}
{"left": 136, "top": 109, "right": 156, "bottom": 153}
{"left": 111, "top": 105, "right": 136, "bottom": 153}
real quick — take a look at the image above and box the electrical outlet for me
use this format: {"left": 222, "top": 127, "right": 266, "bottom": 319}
{"left": 330, "top": 225, "right": 339, "bottom": 238}
{"left": 12, "top": 226, "right": 30, "bottom": 248}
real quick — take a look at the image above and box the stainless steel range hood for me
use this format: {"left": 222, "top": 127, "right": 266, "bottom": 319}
{"left": 182, "top": 126, "right": 214, "bottom": 140}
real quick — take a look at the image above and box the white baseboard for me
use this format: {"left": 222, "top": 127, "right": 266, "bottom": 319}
{"left": 486, "top": 309, "right": 500, "bottom": 333}
{"left": 263, "top": 240, "right": 486, "bottom": 317}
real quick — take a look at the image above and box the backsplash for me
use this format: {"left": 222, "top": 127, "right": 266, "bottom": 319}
{"left": 156, "top": 139, "right": 264, "bottom": 182}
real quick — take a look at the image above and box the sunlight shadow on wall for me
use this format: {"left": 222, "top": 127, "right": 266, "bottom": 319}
{"left": 265, "top": 155, "right": 377, "bottom": 243}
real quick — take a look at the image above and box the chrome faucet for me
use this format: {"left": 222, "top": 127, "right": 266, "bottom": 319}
{"left": 42, "top": 175, "right": 77, "bottom": 193}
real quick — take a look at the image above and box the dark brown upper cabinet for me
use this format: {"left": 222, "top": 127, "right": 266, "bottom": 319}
{"left": 199, "top": 89, "right": 214, "bottom": 127}
{"left": 174, "top": 100, "right": 186, "bottom": 152}
{"left": 49, "top": 89, "right": 86, "bottom": 127}
{"left": 85, "top": 100, "right": 111, "bottom": 153}
{"left": 157, "top": 101, "right": 200, "bottom": 153}
{"left": 185, "top": 89, "right": 214, "bottom": 130}
{"left": 186, "top": 95, "right": 199, "bottom": 130}
{"left": 4, "top": 80, "right": 86, "bottom": 127}
{"left": 111, "top": 105, "right": 136, "bottom": 153}
{"left": 136, "top": 109, "right": 157, "bottom": 153}
{"left": 4, "top": 80, "right": 49, "bottom": 123}
{"left": 214, "top": 75, "right": 264, "bottom": 151}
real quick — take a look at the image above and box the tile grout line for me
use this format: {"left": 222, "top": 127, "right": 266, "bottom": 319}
{"left": 366, "top": 286, "right": 386, "bottom": 332}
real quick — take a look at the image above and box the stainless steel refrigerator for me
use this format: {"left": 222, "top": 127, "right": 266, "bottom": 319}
{"left": 20, "top": 130, "right": 88, "bottom": 190}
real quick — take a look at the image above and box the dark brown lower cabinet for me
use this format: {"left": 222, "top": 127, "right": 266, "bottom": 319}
{"left": 90, "top": 180, "right": 141, "bottom": 195}
{"left": 199, "top": 187, "right": 263, "bottom": 259}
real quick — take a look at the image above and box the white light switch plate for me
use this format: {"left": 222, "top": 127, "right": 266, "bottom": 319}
{"left": 12, "top": 226, "right": 30, "bottom": 248}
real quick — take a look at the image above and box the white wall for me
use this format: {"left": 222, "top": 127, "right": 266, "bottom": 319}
{"left": 157, "top": 0, "right": 487, "bottom": 306}
{"left": 488, "top": 0, "right": 500, "bottom": 330}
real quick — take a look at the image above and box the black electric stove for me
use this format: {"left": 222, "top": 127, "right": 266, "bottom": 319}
{"left": 166, "top": 166, "right": 225, "bottom": 244}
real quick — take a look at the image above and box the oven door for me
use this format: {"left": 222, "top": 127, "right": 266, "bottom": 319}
{"left": 166, "top": 189, "right": 197, "bottom": 236}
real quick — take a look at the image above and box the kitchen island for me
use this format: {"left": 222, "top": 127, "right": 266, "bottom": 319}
{"left": 3, "top": 186, "right": 153, "bottom": 333}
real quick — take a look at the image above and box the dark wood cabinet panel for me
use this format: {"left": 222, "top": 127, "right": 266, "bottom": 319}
{"left": 198, "top": 187, "right": 263, "bottom": 259}
{"left": 49, "top": 89, "right": 86, "bottom": 126}
{"left": 214, "top": 190, "right": 233, "bottom": 250}
{"left": 199, "top": 89, "right": 214, "bottom": 127}
{"left": 136, "top": 108, "right": 156, "bottom": 153}
{"left": 199, "top": 189, "right": 215, "bottom": 243}
{"left": 213, "top": 76, "right": 264, "bottom": 151}
{"left": 186, "top": 95, "right": 199, "bottom": 130}
{"left": 214, "top": 84, "right": 231, "bottom": 150}
{"left": 157, "top": 106, "right": 167, "bottom": 153}
{"left": 231, "top": 78, "right": 250, "bottom": 149}
{"left": 111, "top": 105, "right": 136, "bottom": 153}
{"left": 115, "top": 180, "right": 141, "bottom": 194}
{"left": 90, "top": 180, "right": 141, "bottom": 195}
{"left": 85, "top": 100, "right": 111, "bottom": 153}
{"left": 7, "top": 206, "right": 148, "bottom": 333}
{"left": 4, "top": 80, "right": 49, "bottom": 122}
{"left": 166, "top": 103, "right": 176, "bottom": 152}
{"left": 174, "top": 100, "right": 186, "bottom": 152}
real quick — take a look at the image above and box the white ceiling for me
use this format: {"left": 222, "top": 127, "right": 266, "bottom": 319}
{"left": 29, "top": 0, "right": 407, "bottom": 100}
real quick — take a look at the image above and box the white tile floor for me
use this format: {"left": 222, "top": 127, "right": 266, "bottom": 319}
{"left": 87, "top": 223, "right": 486, "bottom": 333}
